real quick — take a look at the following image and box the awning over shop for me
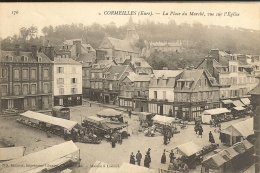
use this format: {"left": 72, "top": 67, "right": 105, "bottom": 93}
{"left": 202, "top": 108, "right": 230, "bottom": 115}
{"left": 221, "top": 99, "right": 233, "bottom": 104}
{"left": 21, "top": 111, "right": 82, "bottom": 130}
{"left": 152, "top": 115, "right": 175, "bottom": 125}
{"left": 97, "top": 109, "right": 122, "bottom": 118}
{"left": 175, "top": 141, "right": 201, "bottom": 157}
{"left": 223, "top": 147, "right": 239, "bottom": 158}
{"left": 101, "top": 122, "right": 126, "bottom": 130}
{"left": 0, "top": 141, "right": 79, "bottom": 173}
{"left": 233, "top": 106, "right": 246, "bottom": 111}
{"left": 0, "top": 147, "right": 25, "bottom": 161}
{"left": 240, "top": 98, "right": 250, "bottom": 105}
{"left": 232, "top": 100, "right": 245, "bottom": 107}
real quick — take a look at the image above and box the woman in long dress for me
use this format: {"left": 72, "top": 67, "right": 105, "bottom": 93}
{"left": 161, "top": 150, "right": 166, "bottom": 164}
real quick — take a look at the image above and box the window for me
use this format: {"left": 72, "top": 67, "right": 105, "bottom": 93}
{"left": 59, "top": 98, "right": 63, "bottom": 105}
{"left": 59, "top": 88, "right": 64, "bottom": 95}
{"left": 38, "top": 57, "right": 42, "bottom": 62}
{"left": 31, "top": 84, "right": 36, "bottom": 94}
{"left": 1, "top": 85, "right": 7, "bottom": 96}
{"left": 43, "top": 83, "right": 49, "bottom": 93}
{"left": 71, "top": 88, "right": 77, "bottom": 94}
{"left": 71, "top": 78, "right": 77, "bottom": 84}
{"left": 14, "top": 85, "right": 20, "bottom": 95}
{"left": 95, "top": 82, "right": 99, "bottom": 89}
{"left": 57, "top": 67, "right": 64, "bottom": 73}
{"left": 58, "top": 78, "right": 64, "bottom": 84}
{"left": 177, "top": 82, "right": 181, "bottom": 87}
{"left": 1, "top": 69, "right": 7, "bottom": 78}
{"left": 14, "top": 69, "right": 19, "bottom": 79}
{"left": 22, "top": 69, "right": 29, "bottom": 79}
{"left": 77, "top": 96, "right": 80, "bottom": 100}
{"left": 163, "top": 91, "right": 166, "bottom": 99}
{"left": 154, "top": 91, "right": 157, "bottom": 99}
{"left": 136, "top": 82, "right": 141, "bottom": 87}
{"left": 98, "top": 82, "right": 102, "bottom": 89}
{"left": 204, "top": 79, "right": 207, "bottom": 86}
{"left": 23, "top": 84, "right": 28, "bottom": 95}
{"left": 185, "top": 82, "right": 189, "bottom": 88}
{"left": 68, "top": 97, "right": 72, "bottom": 100}
{"left": 137, "top": 91, "right": 141, "bottom": 96}
{"left": 31, "top": 69, "right": 36, "bottom": 80}
{"left": 109, "top": 83, "right": 112, "bottom": 90}
{"left": 43, "top": 69, "right": 49, "bottom": 79}
{"left": 31, "top": 98, "right": 36, "bottom": 106}
{"left": 99, "top": 73, "right": 102, "bottom": 78}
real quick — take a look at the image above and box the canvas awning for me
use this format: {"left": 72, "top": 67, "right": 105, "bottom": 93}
{"left": 240, "top": 98, "right": 250, "bottom": 105}
{"left": 221, "top": 99, "right": 233, "bottom": 104}
{"left": 233, "top": 106, "right": 246, "bottom": 111}
{"left": 223, "top": 147, "right": 239, "bottom": 158}
{"left": 120, "top": 162, "right": 156, "bottom": 173}
{"left": 202, "top": 108, "right": 230, "bottom": 115}
{"left": 221, "top": 118, "right": 253, "bottom": 137}
{"left": 97, "top": 109, "right": 122, "bottom": 118}
{"left": 232, "top": 100, "right": 245, "bottom": 107}
{"left": 152, "top": 115, "right": 175, "bottom": 125}
{"left": 20, "top": 111, "right": 82, "bottom": 130}
{"left": 0, "top": 141, "right": 79, "bottom": 173}
{"left": 0, "top": 147, "right": 25, "bottom": 161}
{"left": 175, "top": 141, "right": 201, "bottom": 157}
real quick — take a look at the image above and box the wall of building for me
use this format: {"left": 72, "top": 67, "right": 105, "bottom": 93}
{"left": 148, "top": 88, "right": 175, "bottom": 101}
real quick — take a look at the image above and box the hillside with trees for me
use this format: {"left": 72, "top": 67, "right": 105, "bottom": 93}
{"left": 1, "top": 19, "right": 259, "bottom": 69}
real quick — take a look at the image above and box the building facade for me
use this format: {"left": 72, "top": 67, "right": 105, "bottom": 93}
{"left": 119, "top": 72, "right": 150, "bottom": 112}
{"left": 0, "top": 44, "right": 53, "bottom": 113}
{"left": 148, "top": 70, "right": 183, "bottom": 115}
{"left": 196, "top": 49, "right": 259, "bottom": 107}
{"left": 174, "top": 69, "right": 221, "bottom": 120}
{"left": 53, "top": 58, "right": 82, "bottom": 106}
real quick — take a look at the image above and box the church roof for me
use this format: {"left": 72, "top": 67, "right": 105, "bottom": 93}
{"left": 107, "top": 37, "right": 137, "bottom": 53}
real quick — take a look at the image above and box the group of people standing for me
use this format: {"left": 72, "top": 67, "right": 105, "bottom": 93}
{"left": 129, "top": 148, "right": 152, "bottom": 168}
{"left": 163, "top": 125, "right": 173, "bottom": 145}
{"left": 161, "top": 149, "right": 176, "bottom": 164}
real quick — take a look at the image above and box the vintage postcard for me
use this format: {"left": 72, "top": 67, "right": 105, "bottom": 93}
{"left": 0, "top": 2, "right": 259, "bottom": 173}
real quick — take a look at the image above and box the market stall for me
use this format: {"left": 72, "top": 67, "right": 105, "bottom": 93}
{"left": 219, "top": 118, "right": 253, "bottom": 146}
{"left": 0, "top": 141, "right": 80, "bottom": 173}
{"left": 201, "top": 108, "right": 230, "bottom": 124}
{"left": 97, "top": 109, "right": 123, "bottom": 118}
{"left": 174, "top": 141, "right": 201, "bottom": 168}
{"left": 240, "top": 98, "right": 250, "bottom": 106}
{"left": 201, "top": 153, "right": 227, "bottom": 173}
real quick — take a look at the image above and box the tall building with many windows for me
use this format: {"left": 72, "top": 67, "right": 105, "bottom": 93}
{"left": 53, "top": 58, "right": 82, "bottom": 106}
{"left": 0, "top": 44, "right": 53, "bottom": 113}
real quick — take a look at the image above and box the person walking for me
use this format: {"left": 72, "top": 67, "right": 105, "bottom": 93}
{"left": 144, "top": 154, "right": 150, "bottom": 168}
{"left": 130, "top": 152, "right": 135, "bottom": 165}
{"left": 164, "top": 134, "right": 168, "bottom": 145}
{"left": 210, "top": 133, "right": 215, "bottom": 143}
{"left": 197, "top": 126, "right": 203, "bottom": 138}
{"left": 169, "top": 150, "right": 176, "bottom": 163}
{"left": 136, "top": 150, "right": 142, "bottom": 166}
{"left": 209, "top": 131, "right": 213, "bottom": 142}
{"left": 161, "top": 150, "right": 166, "bottom": 164}
{"left": 129, "top": 110, "right": 132, "bottom": 118}
{"left": 146, "top": 148, "right": 151, "bottom": 163}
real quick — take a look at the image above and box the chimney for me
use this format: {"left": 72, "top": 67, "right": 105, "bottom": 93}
{"left": 210, "top": 49, "right": 220, "bottom": 62}
{"left": 206, "top": 55, "right": 214, "bottom": 76}
{"left": 45, "top": 46, "right": 55, "bottom": 61}
{"left": 73, "top": 40, "right": 81, "bottom": 56}
{"left": 31, "top": 45, "right": 38, "bottom": 59}
{"left": 14, "top": 44, "right": 21, "bottom": 56}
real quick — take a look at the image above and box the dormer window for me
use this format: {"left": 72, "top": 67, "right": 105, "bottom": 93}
{"left": 177, "top": 82, "right": 181, "bottom": 87}
{"left": 38, "top": 57, "right": 42, "bottom": 62}
{"left": 9, "top": 56, "right": 13, "bottom": 61}
{"left": 185, "top": 81, "right": 190, "bottom": 88}
{"left": 205, "top": 79, "right": 207, "bottom": 86}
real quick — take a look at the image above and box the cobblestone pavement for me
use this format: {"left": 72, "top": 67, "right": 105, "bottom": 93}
{"left": 0, "top": 103, "right": 251, "bottom": 173}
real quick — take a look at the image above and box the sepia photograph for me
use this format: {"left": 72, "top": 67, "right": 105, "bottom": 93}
{"left": 0, "top": 2, "right": 259, "bottom": 173}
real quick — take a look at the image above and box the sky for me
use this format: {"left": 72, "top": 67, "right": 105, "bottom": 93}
{"left": 0, "top": 2, "right": 259, "bottom": 38}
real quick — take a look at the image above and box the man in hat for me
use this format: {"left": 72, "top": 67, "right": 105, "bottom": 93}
{"left": 136, "top": 150, "right": 142, "bottom": 166}
{"left": 169, "top": 150, "right": 176, "bottom": 163}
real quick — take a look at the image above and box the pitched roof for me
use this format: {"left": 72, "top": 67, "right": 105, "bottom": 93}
{"left": 126, "top": 73, "right": 150, "bottom": 82}
{"left": 131, "top": 58, "right": 152, "bottom": 68}
{"left": 76, "top": 53, "right": 96, "bottom": 67}
{"left": 107, "top": 37, "right": 137, "bottom": 53}
{"left": 82, "top": 43, "right": 95, "bottom": 52}
{"left": 248, "top": 83, "right": 260, "bottom": 95}
{"left": 97, "top": 60, "right": 117, "bottom": 67}
{"left": 152, "top": 70, "right": 184, "bottom": 79}
{"left": 105, "top": 65, "right": 130, "bottom": 80}
{"left": 54, "top": 57, "right": 81, "bottom": 65}
{"left": 0, "top": 50, "right": 52, "bottom": 63}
